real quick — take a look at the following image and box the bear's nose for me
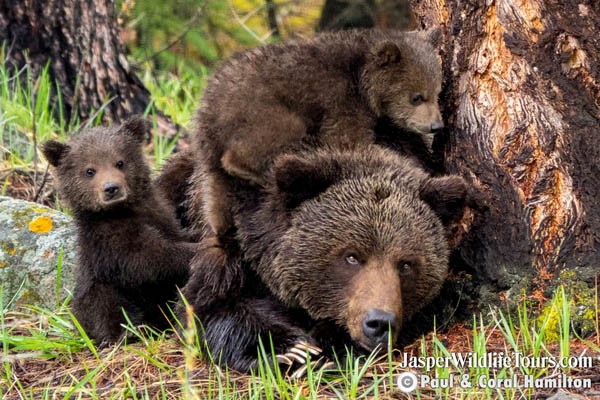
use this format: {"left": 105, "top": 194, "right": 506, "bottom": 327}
{"left": 362, "top": 309, "right": 397, "bottom": 347}
{"left": 103, "top": 182, "right": 120, "bottom": 200}
{"left": 430, "top": 122, "right": 444, "bottom": 133}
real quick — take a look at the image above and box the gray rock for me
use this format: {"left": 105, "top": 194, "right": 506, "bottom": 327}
{"left": 0, "top": 196, "right": 77, "bottom": 310}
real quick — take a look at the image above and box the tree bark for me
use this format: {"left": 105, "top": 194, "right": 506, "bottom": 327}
{"left": 407, "top": 0, "right": 600, "bottom": 305}
{"left": 0, "top": 0, "right": 151, "bottom": 124}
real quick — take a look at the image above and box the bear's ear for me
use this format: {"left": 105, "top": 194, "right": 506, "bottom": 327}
{"left": 374, "top": 41, "right": 402, "bottom": 67}
{"left": 419, "top": 175, "right": 468, "bottom": 225}
{"left": 421, "top": 27, "right": 442, "bottom": 48}
{"left": 274, "top": 154, "right": 340, "bottom": 208}
{"left": 42, "top": 140, "right": 70, "bottom": 167}
{"left": 120, "top": 115, "right": 151, "bottom": 143}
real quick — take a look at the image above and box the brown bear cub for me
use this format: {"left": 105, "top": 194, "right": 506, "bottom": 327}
{"left": 191, "top": 28, "right": 444, "bottom": 240}
{"left": 179, "top": 144, "right": 467, "bottom": 371}
{"left": 42, "top": 117, "right": 194, "bottom": 346}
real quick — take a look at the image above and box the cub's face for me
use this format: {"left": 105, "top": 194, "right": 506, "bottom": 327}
{"left": 42, "top": 117, "right": 151, "bottom": 213}
{"left": 270, "top": 149, "right": 467, "bottom": 352}
{"left": 383, "top": 76, "right": 443, "bottom": 137}
{"left": 362, "top": 29, "right": 444, "bottom": 143}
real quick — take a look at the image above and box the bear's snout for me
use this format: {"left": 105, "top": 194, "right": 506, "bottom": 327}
{"left": 102, "top": 182, "right": 126, "bottom": 203}
{"left": 362, "top": 309, "right": 397, "bottom": 348}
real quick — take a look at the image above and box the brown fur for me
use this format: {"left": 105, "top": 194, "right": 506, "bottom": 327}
{"left": 154, "top": 148, "right": 205, "bottom": 237}
{"left": 191, "top": 28, "right": 444, "bottom": 239}
{"left": 345, "top": 257, "right": 403, "bottom": 348}
{"left": 42, "top": 117, "right": 194, "bottom": 345}
{"left": 247, "top": 145, "right": 463, "bottom": 348}
{"left": 178, "top": 143, "right": 467, "bottom": 369}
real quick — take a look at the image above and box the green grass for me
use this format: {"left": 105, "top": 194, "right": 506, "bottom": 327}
{"left": 2, "top": 284, "right": 599, "bottom": 399}
{"left": 0, "top": 46, "right": 203, "bottom": 204}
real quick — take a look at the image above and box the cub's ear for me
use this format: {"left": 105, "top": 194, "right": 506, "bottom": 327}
{"left": 421, "top": 27, "right": 442, "bottom": 48}
{"left": 374, "top": 41, "right": 402, "bottom": 67}
{"left": 274, "top": 154, "right": 340, "bottom": 209}
{"left": 419, "top": 175, "right": 468, "bottom": 225}
{"left": 120, "top": 115, "right": 151, "bottom": 143}
{"left": 42, "top": 140, "right": 70, "bottom": 167}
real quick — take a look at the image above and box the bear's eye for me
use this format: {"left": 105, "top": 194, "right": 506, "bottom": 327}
{"left": 86, "top": 168, "right": 96, "bottom": 177}
{"left": 116, "top": 160, "right": 124, "bottom": 169}
{"left": 398, "top": 261, "right": 414, "bottom": 275}
{"left": 345, "top": 255, "right": 360, "bottom": 265}
{"left": 411, "top": 94, "right": 425, "bottom": 105}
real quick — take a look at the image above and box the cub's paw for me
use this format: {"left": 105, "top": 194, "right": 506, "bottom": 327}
{"left": 275, "top": 341, "right": 336, "bottom": 379}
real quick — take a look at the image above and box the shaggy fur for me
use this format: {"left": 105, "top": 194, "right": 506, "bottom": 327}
{"left": 179, "top": 144, "right": 467, "bottom": 371}
{"left": 154, "top": 148, "right": 202, "bottom": 233}
{"left": 42, "top": 117, "right": 194, "bottom": 345}
{"left": 190, "top": 28, "right": 444, "bottom": 239}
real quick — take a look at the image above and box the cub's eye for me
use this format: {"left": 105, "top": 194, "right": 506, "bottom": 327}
{"left": 411, "top": 94, "right": 425, "bottom": 105}
{"left": 86, "top": 168, "right": 96, "bottom": 177}
{"left": 398, "top": 261, "right": 414, "bottom": 275}
{"left": 345, "top": 255, "right": 360, "bottom": 265}
{"left": 116, "top": 160, "right": 124, "bottom": 169}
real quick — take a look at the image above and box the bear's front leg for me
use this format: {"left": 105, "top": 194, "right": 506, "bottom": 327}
{"left": 189, "top": 296, "right": 318, "bottom": 372}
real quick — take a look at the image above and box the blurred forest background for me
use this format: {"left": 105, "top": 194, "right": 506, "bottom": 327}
{"left": 116, "top": 0, "right": 412, "bottom": 74}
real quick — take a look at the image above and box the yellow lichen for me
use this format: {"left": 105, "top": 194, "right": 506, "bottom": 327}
{"left": 0, "top": 261, "right": 6, "bottom": 268}
{"left": 33, "top": 208, "right": 48, "bottom": 213}
{"left": 29, "top": 216, "right": 53, "bottom": 234}
{"left": 8, "top": 247, "right": 17, "bottom": 255}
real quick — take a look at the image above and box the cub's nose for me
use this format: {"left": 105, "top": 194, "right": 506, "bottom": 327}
{"left": 430, "top": 122, "right": 444, "bottom": 133}
{"left": 362, "top": 309, "right": 397, "bottom": 347}
{"left": 103, "top": 182, "right": 121, "bottom": 200}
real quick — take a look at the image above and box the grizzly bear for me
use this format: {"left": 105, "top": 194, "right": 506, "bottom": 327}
{"left": 178, "top": 143, "right": 467, "bottom": 371}
{"left": 42, "top": 117, "right": 194, "bottom": 346}
{"left": 190, "top": 28, "right": 444, "bottom": 240}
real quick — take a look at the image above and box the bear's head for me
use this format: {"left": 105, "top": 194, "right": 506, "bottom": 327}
{"left": 361, "top": 28, "right": 444, "bottom": 143}
{"left": 42, "top": 116, "right": 152, "bottom": 214}
{"left": 257, "top": 145, "right": 466, "bottom": 351}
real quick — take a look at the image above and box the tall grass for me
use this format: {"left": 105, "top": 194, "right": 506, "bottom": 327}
{"left": 0, "top": 46, "right": 201, "bottom": 182}
{"left": 2, "top": 284, "right": 596, "bottom": 399}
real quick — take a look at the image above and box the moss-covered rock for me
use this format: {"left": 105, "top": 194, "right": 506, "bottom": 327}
{"left": 0, "top": 196, "right": 77, "bottom": 310}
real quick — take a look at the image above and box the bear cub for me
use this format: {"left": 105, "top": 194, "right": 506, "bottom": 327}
{"left": 191, "top": 28, "right": 444, "bottom": 241}
{"left": 42, "top": 117, "right": 194, "bottom": 345}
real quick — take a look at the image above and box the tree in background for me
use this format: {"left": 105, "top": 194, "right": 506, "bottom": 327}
{"left": 407, "top": 0, "right": 600, "bottom": 309}
{"left": 0, "top": 0, "right": 152, "bottom": 123}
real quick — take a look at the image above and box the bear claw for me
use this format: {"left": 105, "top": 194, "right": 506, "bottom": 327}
{"left": 276, "top": 341, "right": 335, "bottom": 378}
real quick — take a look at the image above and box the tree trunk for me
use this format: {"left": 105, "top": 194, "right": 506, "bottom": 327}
{"left": 0, "top": 0, "right": 151, "bottom": 124}
{"left": 407, "top": 0, "right": 600, "bottom": 307}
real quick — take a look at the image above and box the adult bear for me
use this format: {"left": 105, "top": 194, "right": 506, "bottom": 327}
{"left": 177, "top": 144, "right": 467, "bottom": 371}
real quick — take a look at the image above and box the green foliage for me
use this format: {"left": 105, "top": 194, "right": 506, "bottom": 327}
{"left": 141, "top": 64, "right": 206, "bottom": 127}
{"left": 0, "top": 45, "right": 198, "bottom": 202}
{"left": 117, "top": 0, "right": 324, "bottom": 74}
{"left": 2, "top": 284, "right": 597, "bottom": 399}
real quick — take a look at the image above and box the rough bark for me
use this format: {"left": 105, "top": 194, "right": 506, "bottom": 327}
{"left": 0, "top": 0, "right": 151, "bottom": 124}
{"left": 407, "top": 0, "right": 600, "bottom": 306}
